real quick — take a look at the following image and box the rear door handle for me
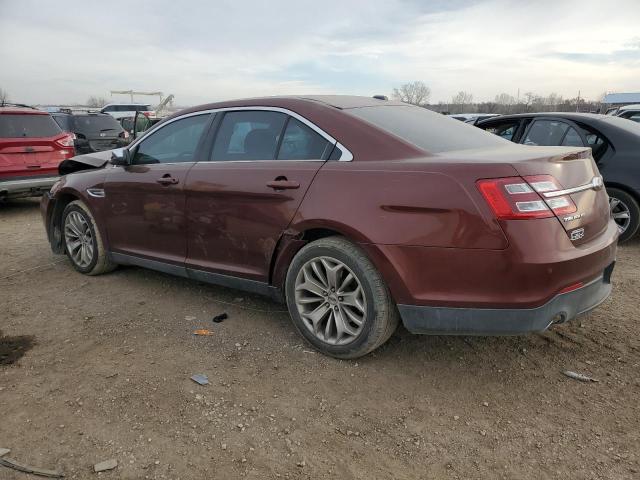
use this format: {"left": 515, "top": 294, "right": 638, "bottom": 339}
{"left": 267, "top": 180, "right": 300, "bottom": 190}
{"left": 157, "top": 175, "right": 179, "bottom": 185}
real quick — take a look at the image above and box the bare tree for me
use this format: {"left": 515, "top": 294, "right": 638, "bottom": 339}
{"left": 392, "top": 81, "right": 431, "bottom": 106}
{"left": 450, "top": 91, "right": 474, "bottom": 113}
{"left": 0, "top": 87, "right": 9, "bottom": 104}
{"left": 86, "top": 96, "right": 108, "bottom": 108}
{"left": 494, "top": 93, "right": 516, "bottom": 106}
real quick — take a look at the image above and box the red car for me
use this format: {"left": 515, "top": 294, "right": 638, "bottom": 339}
{"left": 1, "top": 104, "right": 75, "bottom": 200}
{"left": 41, "top": 96, "right": 617, "bottom": 358}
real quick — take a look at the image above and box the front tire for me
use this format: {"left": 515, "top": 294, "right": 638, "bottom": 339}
{"left": 62, "top": 200, "right": 116, "bottom": 275}
{"left": 607, "top": 187, "right": 639, "bottom": 243}
{"left": 285, "top": 236, "right": 399, "bottom": 359}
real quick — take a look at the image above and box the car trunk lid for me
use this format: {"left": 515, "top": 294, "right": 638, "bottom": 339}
{"left": 0, "top": 134, "right": 73, "bottom": 178}
{"left": 508, "top": 146, "right": 610, "bottom": 244}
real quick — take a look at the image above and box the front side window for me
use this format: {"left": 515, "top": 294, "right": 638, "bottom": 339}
{"left": 278, "top": 118, "right": 331, "bottom": 160}
{"left": 211, "top": 111, "right": 287, "bottom": 161}
{"left": 132, "top": 114, "right": 210, "bottom": 164}
{"left": 483, "top": 121, "right": 519, "bottom": 141}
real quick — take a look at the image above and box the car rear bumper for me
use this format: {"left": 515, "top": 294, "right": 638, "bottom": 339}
{"left": 0, "top": 175, "right": 59, "bottom": 198}
{"left": 399, "top": 264, "right": 614, "bottom": 335}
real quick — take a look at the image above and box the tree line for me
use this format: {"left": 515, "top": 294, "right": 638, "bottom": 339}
{"left": 392, "top": 81, "right": 606, "bottom": 114}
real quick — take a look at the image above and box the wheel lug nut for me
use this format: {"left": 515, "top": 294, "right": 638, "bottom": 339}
{"left": 338, "top": 297, "right": 343, "bottom": 301}
{"left": 333, "top": 306, "right": 338, "bottom": 311}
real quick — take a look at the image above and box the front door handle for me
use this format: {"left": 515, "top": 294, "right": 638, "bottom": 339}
{"left": 157, "top": 174, "right": 179, "bottom": 185}
{"left": 267, "top": 180, "right": 300, "bottom": 190}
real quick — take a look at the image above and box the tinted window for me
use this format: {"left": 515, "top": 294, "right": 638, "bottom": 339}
{"left": 132, "top": 114, "right": 210, "bottom": 164}
{"left": 626, "top": 113, "right": 640, "bottom": 123}
{"left": 52, "top": 115, "right": 72, "bottom": 132}
{"left": 211, "top": 111, "right": 287, "bottom": 161}
{"left": 102, "top": 106, "right": 114, "bottom": 112}
{"left": 278, "top": 118, "right": 331, "bottom": 160}
{"left": 347, "top": 105, "right": 507, "bottom": 153}
{"left": 70, "top": 115, "right": 123, "bottom": 135}
{"left": 523, "top": 120, "right": 571, "bottom": 146}
{"left": 560, "top": 127, "right": 584, "bottom": 146}
{"left": 483, "top": 121, "right": 519, "bottom": 141}
{"left": 0, "top": 114, "right": 62, "bottom": 138}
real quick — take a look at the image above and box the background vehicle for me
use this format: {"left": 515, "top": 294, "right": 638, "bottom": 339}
{"left": 100, "top": 103, "right": 153, "bottom": 120}
{"left": 1, "top": 104, "right": 74, "bottom": 199}
{"left": 613, "top": 104, "right": 640, "bottom": 123}
{"left": 447, "top": 113, "right": 500, "bottom": 122}
{"left": 477, "top": 112, "right": 640, "bottom": 241}
{"left": 119, "top": 111, "right": 164, "bottom": 140}
{"left": 52, "top": 111, "right": 128, "bottom": 154}
{"left": 43, "top": 96, "right": 616, "bottom": 358}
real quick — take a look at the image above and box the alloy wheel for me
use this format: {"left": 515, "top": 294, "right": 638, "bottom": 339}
{"left": 294, "top": 256, "right": 367, "bottom": 346}
{"left": 64, "top": 211, "right": 95, "bottom": 268}
{"left": 610, "top": 196, "right": 631, "bottom": 234}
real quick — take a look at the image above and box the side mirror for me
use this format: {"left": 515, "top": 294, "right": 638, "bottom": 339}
{"left": 110, "top": 148, "right": 131, "bottom": 166}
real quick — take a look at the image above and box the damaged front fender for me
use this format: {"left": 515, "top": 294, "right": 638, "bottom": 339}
{"left": 58, "top": 149, "right": 114, "bottom": 175}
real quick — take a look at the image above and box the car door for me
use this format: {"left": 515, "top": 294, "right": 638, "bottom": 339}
{"left": 103, "top": 113, "right": 213, "bottom": 265}
{"left": 184, "top": 109, "right": 335, "bottom": 284}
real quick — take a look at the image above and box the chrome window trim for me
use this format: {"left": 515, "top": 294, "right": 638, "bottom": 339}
{"left": 542, "top": 176, "right": 604, "bottom": 199}
{"left": 126, "top": 106, "right": 353, "bottom": 161}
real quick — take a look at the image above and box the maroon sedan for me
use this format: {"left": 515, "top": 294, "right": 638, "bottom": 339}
{"left": 41, "top": 96, "right": 617, "bottom": 358}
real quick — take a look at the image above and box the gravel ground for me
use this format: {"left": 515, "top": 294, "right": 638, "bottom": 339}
{"left": 1, "top": 198, "right": 639, "bottom": 480}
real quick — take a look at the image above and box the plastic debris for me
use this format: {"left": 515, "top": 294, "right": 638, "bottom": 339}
{"left": 93, "top": 459, "right": 118, "bottom": 473}
{"left": 563, "top": 370, "right": 599, "bottom": 383}
{"left": 191, "top": 374, "right": 209, "bottom": 385}
{"left": 0, "top": 456, "right": 64, "bottom": 478}
{"left": 212, "top": 313, "right": 228, "bottom": 323}
{"left": 0, "top": 448, "right": 9, "bottom": 457}
{"left": 193, "top": 329, "right": 214, "bottom": 336}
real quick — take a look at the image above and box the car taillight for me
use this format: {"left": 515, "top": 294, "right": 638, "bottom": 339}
{"left": 55, "top": 134, "right": 75, "bottom": 148}
{"left": 522, "top": 174, "right": 577, "bottom": 216}
{"left": 477, "top": 175, "right": 576, "bottom": 220}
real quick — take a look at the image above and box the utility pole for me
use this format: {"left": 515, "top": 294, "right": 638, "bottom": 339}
{"left": 576, "top": 90, "right": 581, "bottom": 112}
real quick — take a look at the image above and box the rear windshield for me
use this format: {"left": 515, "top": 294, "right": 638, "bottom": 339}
{"left": 0, "top": 114, "right": 62, "bottom": 138}
{"left": 70, "top": 115, "right": 123, "bottom": 134}
{"left": 347, "top": 105, "right": 509, "bottom": 153}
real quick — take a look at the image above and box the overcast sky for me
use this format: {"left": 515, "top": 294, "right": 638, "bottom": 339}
{"left": 0, "top": 0, "right": 639, "bottom": 106}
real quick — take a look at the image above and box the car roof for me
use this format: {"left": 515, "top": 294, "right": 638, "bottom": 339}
{"left": 0, "top": 106, "right": 48, "bottom": 115}
{"left": 478, "top": 112, "right": 607, "bottom": 123}
{"left": 181, "top": 95, "right": 406, "bottom": 114}
{"left": 101, "top": 103, "right": 151, "bottom": 107}
{"left": 619, "top": 104, "right": 640, "bottom": 111}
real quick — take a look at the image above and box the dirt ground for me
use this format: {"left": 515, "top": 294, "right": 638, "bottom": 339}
{"left": 1, "top": 198, "right": 639, "bottom": 480}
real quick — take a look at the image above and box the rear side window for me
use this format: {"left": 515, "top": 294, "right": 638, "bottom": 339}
{"left": 211, "top": 111, "right": 287, "bottom": 161}
{"left": 0, "top": 114, "right": 61, "bottom": 138}
{"left": 278, "top": 118, "right": 331, "bottom": 160}
{"left": 132, "top": 114, "right": 210, "bottom": 164}
{"left": 347, "top": 105, "right": 507, "bottom": 153}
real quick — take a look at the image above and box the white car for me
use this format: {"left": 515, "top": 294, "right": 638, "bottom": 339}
{"left": 613, "top": 104, "right": 640, "bottom": 123}
{"left": 100, "top": 103, "right": 154, "bottom": 120}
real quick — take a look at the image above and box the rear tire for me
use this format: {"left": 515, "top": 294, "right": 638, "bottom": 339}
{"left": 62, "top": 200, "right": 116, "bottom": 275}
{"left": 607, "top": 187, "right": 639, "bottom": 243}
{"left": 285, "top": 236, "right": 399, "bottom": 359}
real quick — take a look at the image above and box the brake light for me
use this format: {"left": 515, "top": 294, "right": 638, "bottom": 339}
{"left": 477, "top": 175, "right": 578, "bottom": 220}
{"left": 477, "top": 177, "right": 553, "bottom": 219}
{"left": 55, "top": 134, "right": 75, "bottom": 148}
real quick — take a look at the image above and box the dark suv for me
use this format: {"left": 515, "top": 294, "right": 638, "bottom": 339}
{"left": 52, "top": 112, "right": 128, "bottom": 154}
